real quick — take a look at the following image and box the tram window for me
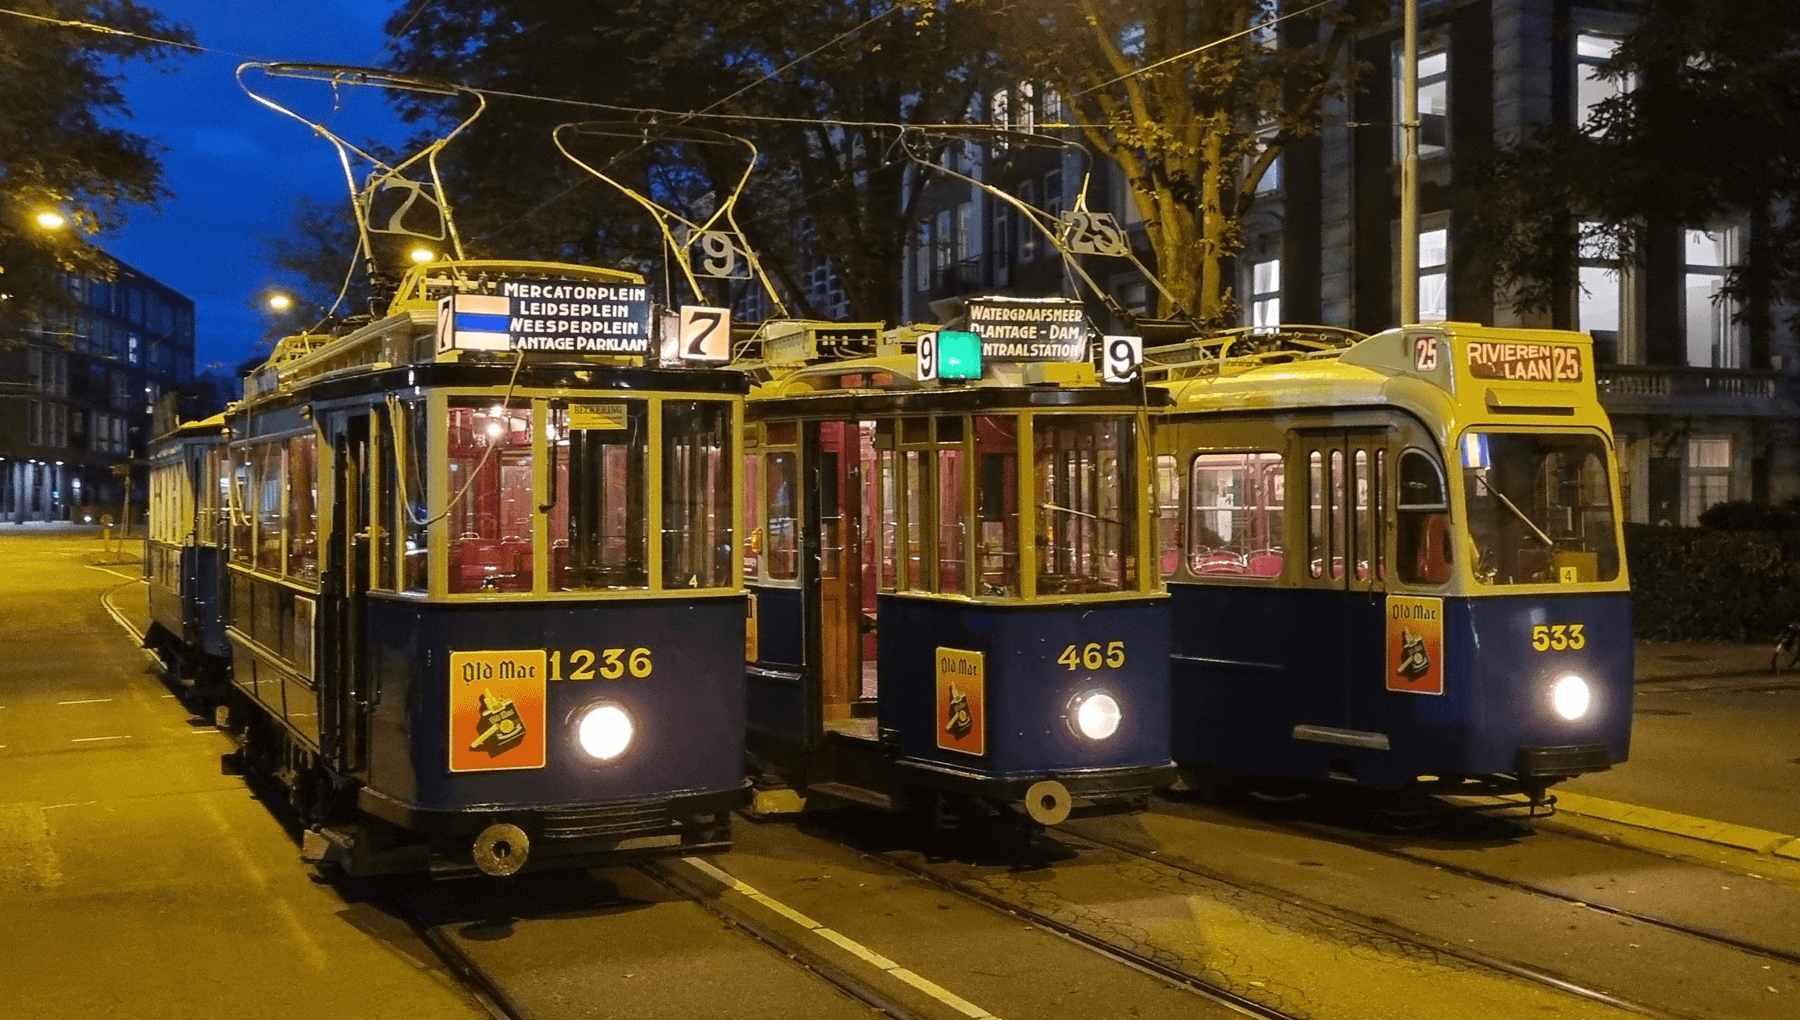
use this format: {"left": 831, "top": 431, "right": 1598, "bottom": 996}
{"left": 903, "top": 450, "right": 928, "bottom": 591}
{"left": 1353, "top": 450, "right": 1372, "bottom": 581}
{"left": 400, "top": 398, "right": 429, "bottom": 594}
{"left": 1462, "top": 432, "right": 1620, "bottom": 585}
{"left": 446, "top": 402, "right": 535, "bottom": 593}
{"left": 744, "top": 452, "right": 763, "bottom": 578}
{"left": 938, "top": 446, "right": 968, "bottom": 595}
{"left": 230, "top": 452, "right": 251, "bottom": 565}
{"left": 819, "top": 450, "right": 841, "bottom": 581}
{"left": 1034, "top": 416, "right": 1138, "bottom": 595}
{"left": 551, "top": 402, "right": 648, "bottom": 591}
{"left": 975, "top": 415, "right": 1019, "bottom": 596}
{"left": 202, "top": 448, "right": 223, "bottom": 547}
{"left": 286, "top": 433, "right": 318, "bottom": 582}
{"left": 766, "top": 451, "right": 799, "bottom": 581}
{"left": 1155, "top": 455, "right": 1180, "bottom": 579}
{"left": 375, "top": 416, "right": 396, "bottom": 591}
{"left": 1397, "top": 449, "right": 1452, "bottom": 585}
{"left": 1329, "top": 450, "right": 1347, "bottom": 579}
{"left": 662, "top": 401, "right": 734, "bottom": 590}
{"left": 1307, "top": 452, "right": 1324, "bottom": 578}
{"left": 901, "top": 418, "right": 930, "bottom": 445}
{"left": 253, "top": 441, "right": 284, "bottom": 574}
{"left": 1188, "top": 452, "right": 1284, "bottom": 577}
{"left": 876, "top": 445, "right": 899, "bottom": 592}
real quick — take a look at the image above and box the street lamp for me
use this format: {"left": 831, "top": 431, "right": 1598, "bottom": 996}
{"left": 35, "top": 211, "right": 66, "bottom": 230}
{"left": 409, "top": 246, "right": 436, "bottom": 264}
{"left": 268, "top": 293, "right": 293, "bottom": 311}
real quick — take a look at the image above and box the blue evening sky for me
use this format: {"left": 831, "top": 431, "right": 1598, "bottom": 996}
{"left": 107, "top": 0, "right": 410, "bottom": 372}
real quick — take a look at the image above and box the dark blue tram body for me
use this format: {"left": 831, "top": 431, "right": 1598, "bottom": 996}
{"left": 156, "top": 259, "right": 751, "bottom": 876}
{"left": 1152, "top": 325, "right": 1632, "bottom": 802}
{"left": 145, "top": 413, "right": 233, "bottom": 699}
{"left": 742, "top": 324, "right": 1174, "bottom": 825}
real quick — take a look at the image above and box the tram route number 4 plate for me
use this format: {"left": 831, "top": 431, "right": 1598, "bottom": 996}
{"left": 449, "top": 650, "right": 549, "bottom": 772}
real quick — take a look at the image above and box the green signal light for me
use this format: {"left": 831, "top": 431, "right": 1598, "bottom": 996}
{"left": 937, "top": 330, "right": 982, "bottom": 379}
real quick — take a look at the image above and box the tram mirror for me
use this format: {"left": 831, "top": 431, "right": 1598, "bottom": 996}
{"left": 936, "top": 330, "right": 982, "bottom": 380}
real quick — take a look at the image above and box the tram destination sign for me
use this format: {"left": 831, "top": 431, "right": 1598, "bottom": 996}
{"left": 1466, "top": 340, "right": 1583, "bottom": 383}
{"left": 436, "top": 280, "right": 654, "bottom": 355}
{"left": 966, "top": 297, "right": 1088, "bottom": 362}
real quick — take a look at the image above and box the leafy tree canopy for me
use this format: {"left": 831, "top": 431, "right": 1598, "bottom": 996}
{"left": 0, "top": 0, "right": 193, "bottom": 331}
{"left": 1466, "top": 0, "right": 1800, "bottom": 325}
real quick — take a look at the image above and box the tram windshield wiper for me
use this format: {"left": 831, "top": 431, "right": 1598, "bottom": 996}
{"left": 1039, "top": 501, "right": 1122, "bottom": 527}
{"left": 1474, "top": 470, "right": 1556, "bottom": 548}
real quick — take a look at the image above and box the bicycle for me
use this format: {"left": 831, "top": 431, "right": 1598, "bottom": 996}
{"left": 1772, "top": 619, "right": 1800, "bottom": 673}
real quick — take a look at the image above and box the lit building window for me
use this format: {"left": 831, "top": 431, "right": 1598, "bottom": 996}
{"left": 1687, "top": 437, "right": 1731, "bottom": 524}
{"left": 1249, "top": 259, "right": 1281, "bottom": 327}
{"left": 1419, "top": 225, "right": 1448, "bottom": 323}
{"left": 1575, "top": 34, "right": 1631, "bottom": 132}
{"left": 1577, "top": 220, "right": 1622, "bottom": 357}
{"left": 1394, "top": 42, "right": 1449, "bottom": 161}
{"left": 1684, "top": 226, "right": 1738, "bottom": 368}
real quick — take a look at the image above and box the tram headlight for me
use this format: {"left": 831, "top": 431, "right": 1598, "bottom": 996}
{"left": 1550, "top": 674, "right": 1592, "bottom": 721}
{"left": 1068, "top": 689, "right": 1122, "bottom": 741}
{"left": 574, "top": 701, "right": 635, "bottom": 761}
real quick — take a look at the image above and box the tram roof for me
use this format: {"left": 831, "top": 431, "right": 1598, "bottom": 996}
{"left": 1150, "top": 322, "right": 1610, "bottom": 433}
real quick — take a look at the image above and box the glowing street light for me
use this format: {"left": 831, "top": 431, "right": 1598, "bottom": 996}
{"left": 409, "top": 247, "right": 436, "bottom": 264}
{"left": 268, "top": 293, "right": 293, "bottom": 311}
{"left": 35, "top": 211, "right": 66, "bottom": 230}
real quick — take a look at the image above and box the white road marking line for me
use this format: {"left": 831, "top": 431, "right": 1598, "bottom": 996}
{"left": 682, "top": 856, "right": 1002, "bottom": 1020}
{"left": 161, "top": 694, "right": 177, "bottom": 699}
{"left": 71, "top": 735, "right": 131, "bottom": 743}
{"left": 86, "top": 564, "right": 144, "bottom": 583}
{"left": 57, "top": 698, "right": 115, "bottom": 706}
{"left": 196, "top": 796, "right": 329, "bottom": 969}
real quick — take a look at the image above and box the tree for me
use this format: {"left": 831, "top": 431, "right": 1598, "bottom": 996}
{"left": 975, "top": 0, "right": 1380, "bottom": 325}
{"left": 376, "top": 1, "right": 988, "bottom": 321}
{"left": 0, "top": 1, "right": 193, "bottom": 331}
{"left": 1465, "top": 1, "right": 1800, "bottom": 332}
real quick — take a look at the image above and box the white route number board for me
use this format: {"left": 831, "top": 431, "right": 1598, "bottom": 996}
{"left": 679, "top": 306, "right": 731, "bottom": 363}
{"left": 1102, "top": 334, "right": 1143, "bottom": 383}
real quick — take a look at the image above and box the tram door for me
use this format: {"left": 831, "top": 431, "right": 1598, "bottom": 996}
{"left": 1294, "top": 428, "right": 1389, "bottom": 730}
{"left": 813, "top": 421, "right": 860, "bottom": 722}
{"left": 323, "top": 412, "right": 373, "bottom": 777}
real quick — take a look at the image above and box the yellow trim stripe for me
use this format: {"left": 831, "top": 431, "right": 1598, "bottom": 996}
{"left": 681, "top": 857, "right": 1003, "bottom": 1019}
{"left": 1555, "top": 791, "right": 1800, "bottom": 859}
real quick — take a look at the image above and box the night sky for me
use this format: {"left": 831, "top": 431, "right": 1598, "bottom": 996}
{"left": 105, "top": 0, "right": 411, "bottom": 373}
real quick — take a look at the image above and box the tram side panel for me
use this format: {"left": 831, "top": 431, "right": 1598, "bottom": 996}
{"left": 745, "top": 586, "right": 811, "bottom": 747}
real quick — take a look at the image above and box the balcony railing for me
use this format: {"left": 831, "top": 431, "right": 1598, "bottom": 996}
{"left": 1596, "top": 364, "right": 1787, "bottom": 415}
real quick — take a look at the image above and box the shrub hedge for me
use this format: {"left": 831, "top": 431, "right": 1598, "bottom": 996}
{"left": 1626, "top": 521, "right": 1800, "bottom": 640}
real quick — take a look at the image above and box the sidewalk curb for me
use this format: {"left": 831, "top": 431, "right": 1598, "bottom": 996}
{"left": 1555, "top": 790, "right": 1800, "bottom": 859}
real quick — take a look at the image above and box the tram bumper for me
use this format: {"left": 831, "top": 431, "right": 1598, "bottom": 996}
{"left": 1515, "top": 743, "right": 1614, "bottom": 778}
{"left": 894, "top": 757, "right": 1177, "bottom": 819}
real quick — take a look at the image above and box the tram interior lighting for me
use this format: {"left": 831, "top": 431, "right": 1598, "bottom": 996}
{"left": 1069, "top": 689, "right": 1122, "bottom": 741}
{"left": 575, "top": 702, "right": 634, "bottom": 761}
{"left": 937, "top": 330, "right": 982, "bottom": 380}
{"left": 1550, "top": 674, "right": 1592, "bottom": 720}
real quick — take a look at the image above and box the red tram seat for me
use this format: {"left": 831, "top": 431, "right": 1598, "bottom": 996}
{"left": 1194, "top": 551, "right": 1248, "bottom": 575}
{"left": 1415, "top": 513, "right": 1453, "bottom": 584}
{"left": 454, "top": 538, "right": 500, "bottom": 592}
{"left": 1246, "top": 550, "right": 1284, "bottom": 577}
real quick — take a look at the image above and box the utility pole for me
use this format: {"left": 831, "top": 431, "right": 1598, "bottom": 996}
{"left": 1399, "top": 0, "right": 1420, "bottom": 326}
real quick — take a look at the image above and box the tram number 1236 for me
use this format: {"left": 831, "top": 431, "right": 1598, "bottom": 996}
{"left": 1058, "top": 641, "right": 1126, "bottom": 670}
{"left": 549, "top": 647, "right": 655, "bottom": 681}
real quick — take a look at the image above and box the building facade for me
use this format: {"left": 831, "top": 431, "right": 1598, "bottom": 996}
{"left": 0, "top": 254, "right": 196, "bottom": 523}
{"left": 902, "top": 0, "right": 1798, "bottom": 526}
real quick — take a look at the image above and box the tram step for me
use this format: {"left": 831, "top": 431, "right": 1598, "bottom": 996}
{"left": 807, "top": 781, "right": 896, "bottom": 812}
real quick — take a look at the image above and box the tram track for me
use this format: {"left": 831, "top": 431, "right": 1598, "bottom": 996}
{"left": 1055, "top": 824, "right": 1689, "bottom": 1020}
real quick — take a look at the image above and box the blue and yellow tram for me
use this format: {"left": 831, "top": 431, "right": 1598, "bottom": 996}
{"left": 145, "top": 411, "right": 232, "bottom": 703}
{"left": 188, "top": 258, "right": 750, "bottom": 875}
{"left": 739, "top": 310, "right": 1174, "bottom": 826}
{"left": 1148, "top": 323, "right": 1630, "bottom": 804}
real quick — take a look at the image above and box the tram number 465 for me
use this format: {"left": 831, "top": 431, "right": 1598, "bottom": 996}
{"left": 1530, "top": 625, "right": 1586, "bottom": 652}
{"left": 549, "top": 647, "right": 654, "bottom": 681}
{"left": 1058, "top": 641, "right": 1126, "bottom": 670}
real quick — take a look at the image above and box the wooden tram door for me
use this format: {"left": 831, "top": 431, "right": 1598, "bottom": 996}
{"left": 812, "top": 421, "right": 864, "bottom": 722}
{"left": 322, "top": 413, "right": 374, "bottom": 776}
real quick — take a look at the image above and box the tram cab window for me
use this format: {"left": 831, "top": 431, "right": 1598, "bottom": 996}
{"left": 1398, "top": 449, "right": 1452, "bottom": 584}
{"left": 743, "top": 448, "right": 763, "bottom": 578}
{"left": 1189, "top": 452, "right": 1284, "bottom": 578}
{"left": 938, "top": 445, "right": 968, "bottom": 595}
{"left": 447, "top": 402, "right": 535, "bottom": 593}
{"left": 662, "top": 401, "right": 734, "bottom": 589}
{"left": 1155, "top": 455, "right": 1180, "bottom": 579}
{"left": 976, "top": 416, "right": 1019, "bottom": 596}
{"left": 1034, "top": 417, "right": 1138, "bottom": 595}
{"left": 229, "top": 453, "right": 251, "bottom": 565}
{"left": 872, "top": 424, "right": 899, "bottom": 593}
{"left": 766, "top": 450, "right": 799, "bottom": 581}
{"left": 286, "top": 433, "right": 318, "bottom": 582}
{"left": 1461, "top": 431, "right": 1619, "bottom": 585}
{"left": 902, "top": 449, "right": 927, "bottom": 591}
{"left": 203, "top": 448, "right": 224, "bottom": 547}
{"left": 550, "top": 402, "right": 647, "bottom": 591}
{"left": 253, "top": 442, "right": 284, "bottom": 573}
{"left": 400, "top": 398, "right": 430, "bottom": 594}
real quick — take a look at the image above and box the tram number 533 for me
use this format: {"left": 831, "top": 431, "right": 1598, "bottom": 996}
{"left": 1058, "top": 641, "right": 1126, "bottom": 671}
{"left": 549, "top": 647, "right": 655, "bottom": 681}
{"left": 1530, "top": 625, "right": 1585, "bottom": 652}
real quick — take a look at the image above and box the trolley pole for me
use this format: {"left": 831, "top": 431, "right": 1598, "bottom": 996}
{"left": 1399, "top": 0, "right": 1420, "bottom": 326}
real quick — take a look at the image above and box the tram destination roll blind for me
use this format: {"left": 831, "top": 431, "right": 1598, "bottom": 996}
{"left": 967, "top": 297, "right": 1089, "bottom": 362}
{"left": 437, "top": 280, "right": 654, "bottom": 354}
